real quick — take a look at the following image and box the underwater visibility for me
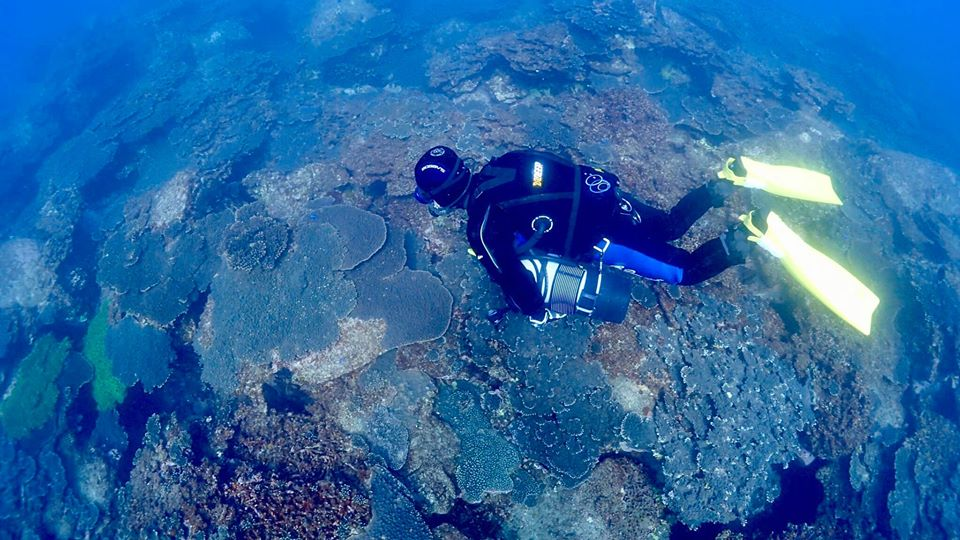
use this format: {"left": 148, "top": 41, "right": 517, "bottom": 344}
{"left": 2, "top": 0, "right": 959, "bottom": 538}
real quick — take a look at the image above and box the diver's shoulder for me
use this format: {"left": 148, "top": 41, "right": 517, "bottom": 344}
{"left": 490, "top": 149, "right": 575, "bottom": 167}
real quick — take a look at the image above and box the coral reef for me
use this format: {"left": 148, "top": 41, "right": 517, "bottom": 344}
{"left": 148, "top": 170, "right": 194, "bottom": 231}
{"left": 242, "top": 163, "right": 351, "bottom": 221}
{"left": 507, "top": 458, "right": 669, "bottom": 538}
{"left": 436, "top": 381, "right": 520, "bottom": 503}
{"left": 0, "top": 440, "right": 102, "bottom": 538}
{"left": 0, "top": 335, "right": 69, "bottom": 439}
{"left": 290, "top": 317, "right": 387, "bottom": 386}
{"left": 220, "top": 206, "right": 291, "bottom": 272}
{"left": 118, "top": 415, "right": 230, "bottom": 536}
{"left": 0, "top": 238, "right": 57, "bottom": 309}
{"left": 888, "top": 413, "right": 960, "bottom": 539}
{"left": 0, "top": 312, "right": 13, "bottom": 358}
{"left": 98, "top": 208, "right": 228, "bottom": 326}
{"left": 499, "top": 319, "right": 626, "bottom": 488}
{"left": 349, "top": 228, "right": 454, "bottom": 351}
{"left": 199, "top": 221, "right": 355, "bottom": 394}
{"left": 362, "top": 466, "right": 432, "bottom": 540}
{"left": 645, "top": 292, "right": 814, "bottom": 526}
{"left": 2, "top": 0, "right": 958, "bottom": 537}
{"left": 82, "top": 301, "right": 126, "bottom": 410}
{"left": 312, "top": 205, "right": 387, "bottom": 270}
{"left": 228, "top": 466, "right": 370, "bottom": 539}
{"left": 428, "top": 22, "right": 586, "bottom": 93}
{"left": 106, "top": 317, "right": 175, "bottom": 392}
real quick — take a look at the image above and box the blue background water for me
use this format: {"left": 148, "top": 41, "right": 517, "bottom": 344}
{"left": 4, "top": 0, "right": 958, "bottom": 166}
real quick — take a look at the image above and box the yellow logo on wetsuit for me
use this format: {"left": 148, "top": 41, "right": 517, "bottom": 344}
{"left": 532, "top": 161, "right": 544, "bottom": 188}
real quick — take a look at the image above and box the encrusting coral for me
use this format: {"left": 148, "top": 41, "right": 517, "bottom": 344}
{"left": 0, "top": 335, "right": 70, "bottom": 439}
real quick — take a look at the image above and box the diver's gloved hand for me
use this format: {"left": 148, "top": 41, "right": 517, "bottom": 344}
{"left": 528, "top": 307, "right": 566, "bottom": 327}
{"left": 706, "top": 179, "right": 735, "bottom": 207}
{"left": 721, "top": 219, "right": 757, "bottom": 264}
{"left": 729, "top": 156, "right": 748, "bottom": 177}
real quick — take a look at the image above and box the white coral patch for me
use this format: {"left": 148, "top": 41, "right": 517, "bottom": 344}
{"left": 0, "top": 238, "right": 56, "bottom": 308}
{"left": 149, "top": 170, "right": 194, "bottom": 231}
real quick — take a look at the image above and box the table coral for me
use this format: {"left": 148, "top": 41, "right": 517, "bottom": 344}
{"left": 312, "top": 205, "right": 387, "bottom": 270}
{"left": 107, "top": 317, "right": 175, "bottom": 392}
{"left": 98, "top": 210, "right": 228, "bottom": 325}
{"left": 349, "top": 227, "right": 454, "bottom": 351}
{"left": 199, "top": 221, "right": 356, "bottom": 394}
{"left": 363, "top": 466, "right": 432, "bottom": 540}
{"left": 498, "top": 319, "right": 626, "bottom": 488}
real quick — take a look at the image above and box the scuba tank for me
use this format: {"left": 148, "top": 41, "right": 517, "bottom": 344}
{"left": 519, "top": 254, "right": 632, "bottom": 323}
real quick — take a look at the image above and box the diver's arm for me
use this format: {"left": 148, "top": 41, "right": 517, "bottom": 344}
{"left": 470, "top": 206, "right": 544, "bottom": 315}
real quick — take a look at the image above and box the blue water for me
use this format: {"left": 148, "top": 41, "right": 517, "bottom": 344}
{"left": 1, "top": 1, "right": 959, "bottom": 538}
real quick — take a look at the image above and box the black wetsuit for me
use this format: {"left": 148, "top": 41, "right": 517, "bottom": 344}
{"left": 465, "top": 150, "right": 740, "bottom": 315}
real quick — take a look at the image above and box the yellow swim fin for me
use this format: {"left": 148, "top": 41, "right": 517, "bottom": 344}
{"left": 740, "top": 211, "right": 879, "bottom": 335}
{"left": 719, "top": 156, "right": 843, "bottom": 205}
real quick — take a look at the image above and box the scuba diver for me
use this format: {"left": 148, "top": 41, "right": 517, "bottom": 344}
{"left": 413, "top": 146, "right": 880, "bottom": 334}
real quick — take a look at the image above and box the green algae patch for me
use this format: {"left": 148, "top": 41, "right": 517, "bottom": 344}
{"left": 0, "top": 335, "right": 70, "bottom": 439}
{"left": 83, "top": 301, "right": 126, "bottom": 410}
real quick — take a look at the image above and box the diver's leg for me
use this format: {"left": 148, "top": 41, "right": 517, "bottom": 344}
{"left": 601, "top": 224, "right": 748, "bottom": 285}
{"left": 619, "top": 181, "right": 730, "bottom": 242}
{"left": 677, "top": 227, "right": 750, "bottom": 285}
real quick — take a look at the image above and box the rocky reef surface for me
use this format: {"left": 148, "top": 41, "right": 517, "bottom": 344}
{"left": 0, "top": 0, "right": 957, "bottom": 538}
